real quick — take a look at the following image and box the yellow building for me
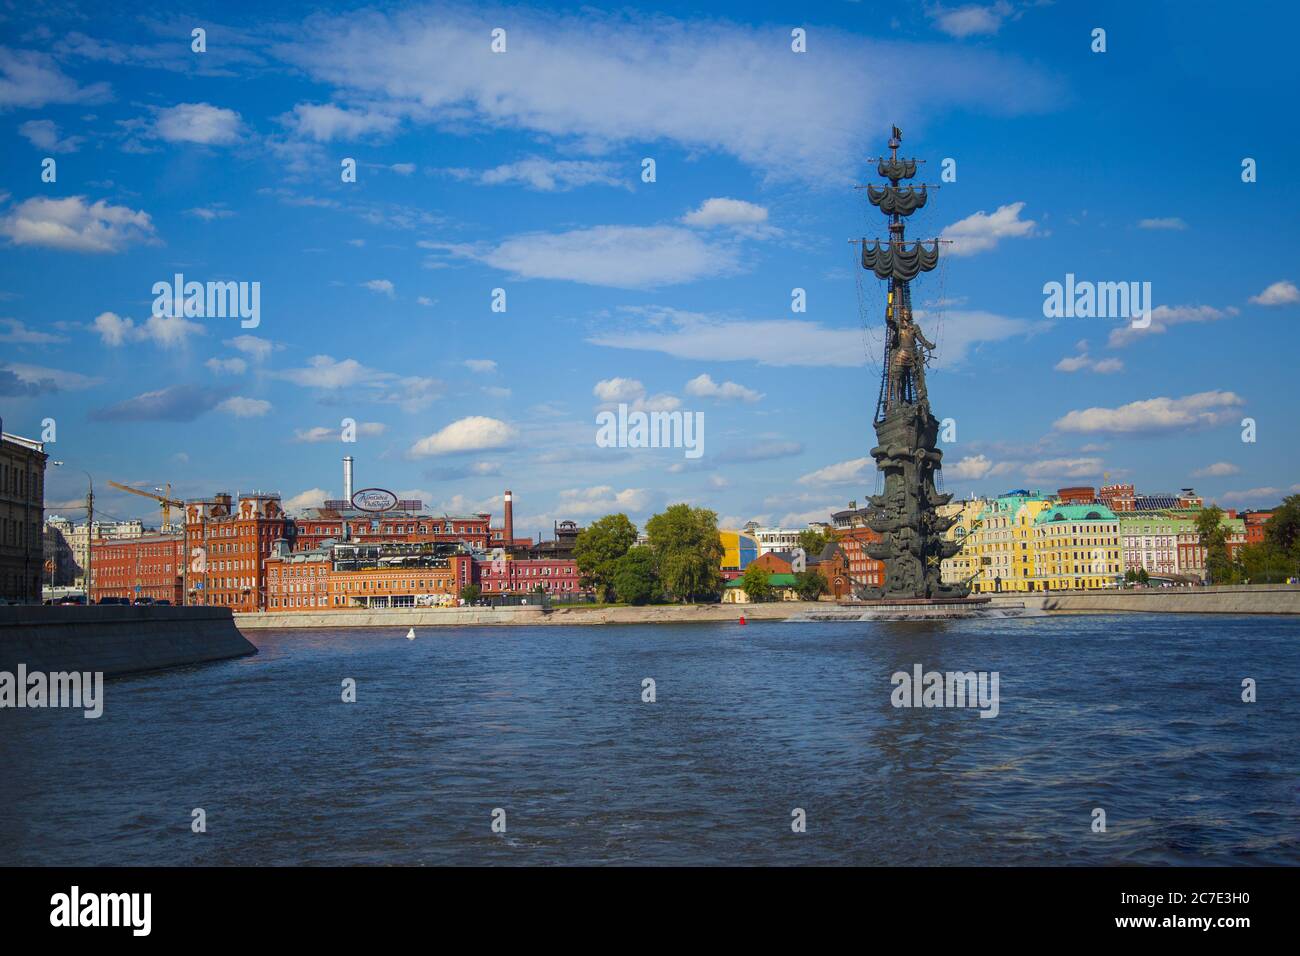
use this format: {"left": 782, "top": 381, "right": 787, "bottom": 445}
{"left": 968, "top": 492, "right": 1053, "bottom": 594}
{"left": 1031, "top": 504, "right": 1123, "bottom": 591}
{"left": 940, "top": 498, "right": 987, "bottom": 588}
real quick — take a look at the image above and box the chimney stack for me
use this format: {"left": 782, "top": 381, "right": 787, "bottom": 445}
{"left": 504, "top": 489, "right": 514, "bottom": 544}
{"left": 343, "top": 456, "right": 354, "bottom": 502}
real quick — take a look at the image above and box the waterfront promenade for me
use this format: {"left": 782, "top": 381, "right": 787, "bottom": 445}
{"left": 231, "top": 584, "right": 1300, "bottom": 629}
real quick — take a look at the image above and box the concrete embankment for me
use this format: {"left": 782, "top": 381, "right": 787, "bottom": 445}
{"left": 0, "top": 606, "right": 257, "bottom": 677}
{"left": 986, "top": 584, "right": 1300, "bottom": 615}
{"left": 233, "top": 601, "right": 814, "bottom": 629}
{"left": 233, "top": 586, "right": 1300, "bottom": 629}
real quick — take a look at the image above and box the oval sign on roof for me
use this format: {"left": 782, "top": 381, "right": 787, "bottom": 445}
{"left": 351, "top": 488, "right": 399, "bottom": 512}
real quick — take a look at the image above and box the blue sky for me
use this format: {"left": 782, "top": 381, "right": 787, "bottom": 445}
{"left": 2, "top": 0, "right": 1297, "bottom": 537}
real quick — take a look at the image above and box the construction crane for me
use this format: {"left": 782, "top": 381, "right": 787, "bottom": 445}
{"left": 108, "top": 481, "right": 185, "bottom": 531}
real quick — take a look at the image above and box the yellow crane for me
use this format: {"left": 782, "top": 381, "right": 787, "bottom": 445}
{"left": 108, "top": 481, "right": 185, "bottom": 530}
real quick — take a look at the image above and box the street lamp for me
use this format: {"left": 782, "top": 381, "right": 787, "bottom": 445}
{"left": 51, "top": 462, "right": 94, "bottom": 602}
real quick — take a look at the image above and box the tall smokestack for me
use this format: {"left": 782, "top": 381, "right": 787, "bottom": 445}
{"left": 504, "top": 489, "right": 514, "bottom": 544}
{"left": 343, "top": 456, "right": 354, "bottom": 502}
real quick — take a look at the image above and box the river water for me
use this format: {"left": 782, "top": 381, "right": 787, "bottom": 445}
{"left": 2, "top": 615, "right": 1297, "bottom": 865}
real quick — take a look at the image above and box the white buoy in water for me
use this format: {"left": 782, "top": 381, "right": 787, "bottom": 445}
{"left": 406, "top": 627, "right": 416, "bottom": 641}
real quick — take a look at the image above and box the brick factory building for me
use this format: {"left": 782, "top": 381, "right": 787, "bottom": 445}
{"left": 90, "top": 533, "right": 185, "bottom": 604}
{"left": 476, "top": 555, "right": 584, "bottom": 596}
{"left": 831, "top": 503, "right": 885, "bottom": 592}
{"left": 184, "top": 492, "right": 290, "bottom": 611}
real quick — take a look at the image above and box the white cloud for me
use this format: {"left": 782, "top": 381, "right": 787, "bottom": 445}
{"left": 555, "top": 485, "right": 651, "bottom": 517}
{"left": 445, "top": 156, "right": 626, "bottom": 191}
{"left": 590, "top": 305, "right": 1034, "bottom": 368}
{"left": 362, "top": 278, "right": 395, "bottom": 297}
{"left": 928, "top": 2, "right": 1013, "bottom": 38}
{"left": 278, "top": 354, "right": 443, "bottom": 411}
{"left": 205, "top": 357, "right": 247, "bottom": 375}
{"left": 1192, "top": 462, "right": 1240, "bottom": 478}
{"left": 0, "top": 318, "right": 66, "bottom": 344}
{"left": 154, "top": 102, "right": 242, "bottom": 144}
{"left": 425, "top": 224, "right": 741, "bottom": 289}
{"left": 93, "top": 310, "right": 204, "bottom": 349}
{"left": 283, "top": 488, "right": 331, "bottom": 512}
{"left": 277, "top": 7, "right": 1056, "bottom": 184}
{"left": 592, "top": 377, "right": 679, "bottom": 411}
{"left": 18, "top": 119, "right": 83, "bottom": 152}
{"left": 282, "top": 102, "right": 399, "bottom": 142}
{"left": 1054, "top": 342, "right": 1124, "bottom": 374}
{"left": 941, "top": 201, "right": 1037, "bottom": 257}
{"left": 1220, "top": 487, "right": 1287, "bottom": 505}
{"left": 294, "top": 422, "right": 386, "bottom": 442}
{"left": 225, "top": 335, "right": 275, "bottom": 362}
{"left": 0, "top": 195, "right": 156, "bottom": 253}
{"left": 279, "top": 355, "right": 379, "bottom": 389}
{"left": 1022, "top": 457, "right": 1104, "bottom": 479}
{"left": 0, "top": 47, "right": 111, "bottom": 109}
{"left": 682, "top": 197, "right": 768, "bottom": 228}
{"left": 217, "top": 396, "right": 271, "bottom": 418}
{"left": 798, "top": 457, "right": 872, "bottom": 485}
{"left": 684, "top": 373, "right": 762, "bottom": 402}
{"left": 1249, "top": 280, "right": 1300, "bottom": 307}
{"left": 1137, "top": 217, "right": 1188, "bottom": 230}
{"left": 408, "top": 416, "right": 518, "bottom": 456}
{"left": 186, "top": 206, "right": 235, "bottom": 221}
{"left": 593, "top": 377, "right": 645, "bottom": 403}
{"left": 946, "top": 455, "right": 995, "bottom": 480}
{"left": 1107, "top": 303, "right": 1236, "bottom": 348}
{"left": 1054, "top": 391, "right": 1246, "bottom": 435}
{"left": 464, "top": 358, "right": 497, "bottom": 373}
{"left": 1, "top": 362, "right": 103, "bottom": 391}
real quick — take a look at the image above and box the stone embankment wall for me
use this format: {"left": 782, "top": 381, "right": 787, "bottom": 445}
{"left": 233, "top": 601, "right": 813, "bottom": 629}
{"left": 987, "top": 584, "right": 1300, "bottom": 615}
{"left": 0, "top": 606, "right": 257, "bottom": 677}
{"left": 235, "top": 588, "right": 1300, "bottom": 629}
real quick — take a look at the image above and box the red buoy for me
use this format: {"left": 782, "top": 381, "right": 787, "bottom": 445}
{"left": 738, "top": 615, "right": 747, "bottom": 625}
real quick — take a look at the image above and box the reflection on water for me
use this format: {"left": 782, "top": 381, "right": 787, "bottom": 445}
{"left": 1, "top": 615, "right": 1297, "bottom": 865}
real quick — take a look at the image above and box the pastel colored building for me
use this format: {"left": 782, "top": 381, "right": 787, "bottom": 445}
{"left": 968, "top": 491, "right": 1053, "bottom": 594}
{"left": 719, "top": 529, "right": 760, "bottom": 580}
{"left": 940, "top": 497, "right": 987, "bottom": 588}
{"left": 1032, "top": 504, "right": 1123, "bottom": 591}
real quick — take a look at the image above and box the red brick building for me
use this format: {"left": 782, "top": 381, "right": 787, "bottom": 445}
{"left": 184, "top": 492, "right": 289, "bottom": 611}
{"left": 1057, "top": 486, "right": 1096, "bottom": 504}
{"left": 831, "top": 504, "right": 884, "bottom": 591}
{"left": 1099, "top": 483, "right": 1136, "bottom": 512}
{"left": 1242, "top": 510, "right": 1274, "bottom": 545}
{"left": 475, "top": 555, "right": 584, "bottom": 596}
{"left": 90, "top": 533, "right": 185, "bottom": 604}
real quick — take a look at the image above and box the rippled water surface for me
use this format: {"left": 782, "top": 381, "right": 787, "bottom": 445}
{"left": 2, "top": 615, "right": 1298, "bottom": 865}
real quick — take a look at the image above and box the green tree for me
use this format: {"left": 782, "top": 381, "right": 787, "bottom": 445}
{"left": 459, "top": 584, "right": 481, "bottom": 603}
{"left": 793, "top": 569, "right": 827, "bottom": 601}
{"left": 1195, "top": 506, "right": 1231, "bottom": 584}
{"left": 1238, "top": 541, "right": 1293, "bottom": 584}
{"left": 740, "top": 563, "right": 772, "bottom": 602}
{"left": 646, "top": 504, "right": 724, "bottom": 602}
{"left": 573, "top": 513, "right": 638, "bottom": 601}
{"left": 611, "top": 546, "right": 659, "bottom": 605}
{"left": 797, "top": 528, "right": 831, "bottom": 557}
{"left": 1136, "top": 568, "right": 1150, "bottom": 585}
{"left": 1264, "top": 494, "right": 1300, "bottom": 559}
{"left": 1124, "top": 568, "right": 1137, "bottom": 583}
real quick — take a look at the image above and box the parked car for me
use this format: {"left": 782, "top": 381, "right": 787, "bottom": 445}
{"left": 154, "top": 599, "right": 172, "bottom": 606}
{"left": 96, "top": 596, "right": 130, "bottom": 605}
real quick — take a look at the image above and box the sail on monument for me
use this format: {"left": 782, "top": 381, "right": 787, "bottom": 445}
{"left": 856, "top": 127, "right": 967, "bottom": 601}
